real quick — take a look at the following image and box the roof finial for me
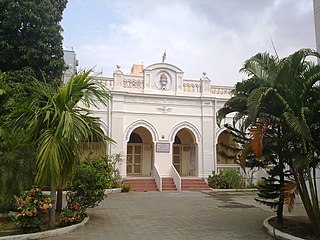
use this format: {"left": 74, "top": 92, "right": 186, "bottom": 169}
{"left": 162, "top": 50, "right": 167, "bottom": 63}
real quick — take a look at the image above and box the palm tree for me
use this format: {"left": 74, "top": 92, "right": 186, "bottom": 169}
{"left": 217, "top": 49, "right": 320, "bottom": 233}
{"left": 9, "top": 70, "right": 113, "bottom": 229}
{"left": 244, "top": 49, "right": 320, "bottom": 236}
{"left": 217, "top": 53, "right": 288, "bottom": 223}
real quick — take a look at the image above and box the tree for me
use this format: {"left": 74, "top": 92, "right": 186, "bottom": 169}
{"left": 0, "top": 0, "right": 67, "bottom": 86}
{"left": 217, "top": 49, "right": 320, "bottom": 235}
{"left": 0, "top": 72, "right": 36, "bottom": 213}
{"left": 9, "top": 70, "right": 114, "bottom": 229}
{"left": 244, "top": 49, "right": 320, "bottom": 235}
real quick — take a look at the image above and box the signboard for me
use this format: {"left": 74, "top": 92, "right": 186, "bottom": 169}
{"left": 156, "top": 143, "right": 170, "bottom": 153}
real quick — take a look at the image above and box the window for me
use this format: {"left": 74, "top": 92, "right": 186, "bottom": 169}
{"left": 129, "top": 132, "right": 143, "bottom": 143}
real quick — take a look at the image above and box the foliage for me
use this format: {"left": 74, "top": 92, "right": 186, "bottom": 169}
{"left": 208, "top": 169, "right": 245, "bottom": 189}
{"left": 0, "top": 0, "right": 67, "bottom": 86}
{"left": 0, "top": 131, "right": 36, "bottom": 213}
{"left": 8, "top": 70, "right": 113, "bottom": 229}
{"left": 218, "top": 48, "right": 320, "bottom": 235}
{"left": 14, "top": 187, "right": 52, "bottom": 233}
{"left": 68, "top": 155, "right": 120, "bottom": 208}
{"left": 120, "top": 184, "right": 132, "bottom": 192}
{"left": 60, "top": 202, "right": 86, "bottom": 227}
{"left": 207, "top": 172, "right": 222, "bottom": 189}
{"left": 0, "top": 73, "right": 36, "bottom": 213}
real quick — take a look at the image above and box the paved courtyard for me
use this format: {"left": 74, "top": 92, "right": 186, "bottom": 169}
{"left": 46, "top": 191, "right": 282, "bottom": 240}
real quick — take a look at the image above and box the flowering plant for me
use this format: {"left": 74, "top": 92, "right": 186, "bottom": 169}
{"left": 60, "top": 201, "right": 87, "bottom": 226}
{"left": 14, "top": 187, "right": 52, "bottom": 233}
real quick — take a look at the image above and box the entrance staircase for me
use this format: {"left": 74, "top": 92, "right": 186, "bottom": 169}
{"left": 181, "top": 178, "right": 209, "bottom": 191}
{"left": 123, "top": 178, "right": 158, "bottom": 192}
{"left": 162, "top": 178, "right": 177, "bottom": 191}
{"left": 123, "top": 177, "right": 209, "bottom": 191}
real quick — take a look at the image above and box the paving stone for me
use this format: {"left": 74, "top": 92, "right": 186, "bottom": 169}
{"left": 46, "top": 191, "right": 277, "bottom": 240}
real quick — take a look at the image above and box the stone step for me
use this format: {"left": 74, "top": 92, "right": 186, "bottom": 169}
{"left": 123, "top": 178, "right": 158, "bottom": 192}
{"left": 181, "top": 178, "right": 209, "bottom": 191}
{"left": 162, "top": 178, "right": 177, "bottom": 191}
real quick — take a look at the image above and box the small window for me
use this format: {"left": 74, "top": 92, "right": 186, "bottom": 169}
{"left": 129, "top": 132, "right": 143, "bottom": 143}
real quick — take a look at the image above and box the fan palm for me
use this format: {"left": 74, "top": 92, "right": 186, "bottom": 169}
{"left": 9, "top": 69, "right": 113, "bottom": 229}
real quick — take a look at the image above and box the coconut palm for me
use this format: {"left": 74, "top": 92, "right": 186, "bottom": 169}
{"left": 9, "top": 70, "right": 113, "bottom": 229}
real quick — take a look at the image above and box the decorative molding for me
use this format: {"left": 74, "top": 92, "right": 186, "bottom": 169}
{"left": 211, "top": 87, "right": 232, "bottom": 95}
{"left": 169, "top": 121, "right": 201, "bottom": 143}
{"left": 124, "top": 120, "right": 159, "bottom": 142}
{"left": 183, "top": 82, "right": 201, "bottom": 93}
{"left": 124, "top": 96, "right": 201, "bottom": 106}
{"left": 157, "top": 106, "right": 172, "bottom": 113}
{"left": 123, "top": 78, "right": 144, "bottom": 89}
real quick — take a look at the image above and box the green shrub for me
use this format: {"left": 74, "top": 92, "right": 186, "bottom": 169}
{"left": 69, "top": 157, "right": 109, "bottom": 208}
{"left": 208, "top": 169, "right": 245, "bottom": 189}
{"left": 120, "top": 183, "right": 131, "bottom": 192}
{"left": 208, "top": 172, "right": 222, "bottom": 188}
{"left": 14, "top": 187, "right": 52, "bottom": 233}
{"left": 68, "top": 155, "right": 123, "bottom": 209}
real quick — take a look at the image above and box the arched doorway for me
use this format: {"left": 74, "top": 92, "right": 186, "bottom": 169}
{"left": 80, "top": 126, "right": 107, "bottom": 160}
{"left": 216, "top": 130, "right": 239, "bottom": 171}
{"left": 172, "top": 128, "right": 197, "bottom": 176}
{"left": 127, "top": 127, "right": 153, "bottom": 176}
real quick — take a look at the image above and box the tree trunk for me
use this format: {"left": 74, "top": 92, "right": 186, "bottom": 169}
{"left": 296, "top": 171, "right": 320, "bottom": 237}
{"left": 49, "top": 182, "right": 56, "bottom": 230}
{"left": 56, "top": 189, "right": 63, "bottom": 212}
{"left": 277, "top": 162, "right": 284, "bottom": 224}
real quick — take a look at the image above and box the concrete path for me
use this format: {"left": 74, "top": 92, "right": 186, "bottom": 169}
{"left": 46, "top": 191, "right": 277, "bottom": 240}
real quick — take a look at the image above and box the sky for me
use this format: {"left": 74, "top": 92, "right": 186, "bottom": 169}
{"left": 61, "top": 0, "right": 316, "bottom": 86}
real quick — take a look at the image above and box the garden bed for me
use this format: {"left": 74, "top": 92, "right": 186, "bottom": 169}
{"left": 267, "top": 216, "right": 314, "bottom": 240}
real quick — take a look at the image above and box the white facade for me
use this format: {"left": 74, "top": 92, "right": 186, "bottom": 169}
{"left": 314, "top": 0, "right": 320, "bottom": 53}
{"left": 90, "top": 62, "right": 238, "bottom": 184}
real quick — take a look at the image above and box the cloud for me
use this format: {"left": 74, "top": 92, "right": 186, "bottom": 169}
{"left": 62, "top": 0, "right": 316, "bottom": 86}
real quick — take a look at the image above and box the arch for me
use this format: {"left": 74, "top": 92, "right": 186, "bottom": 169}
{"left": 128, "top": 132, "right": 143, "bottom": 143}
{"left": 215, "top": 127, "right": 227, "bottom": 143}
{"left": 169, "top": 121, "right": 201, "bottom": 143}
{"left": 124, "top": 120, "right": 159, "bottom": 142}
{"left": 174, "top": 136, "right": 181, "bottom": 144}
{"left": 144, "top": 62, "right": 183, "bottom": 73}
{"left": 216, "top": 129, "right": 239, "bottom": 165}
{"left": 98, "top": 121, "right": 109, "bottom": 136}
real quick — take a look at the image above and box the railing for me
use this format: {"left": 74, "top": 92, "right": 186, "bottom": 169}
{"left": 171, "top": 165, "right": 181, "bottom": 191}
{"left": 95, "top": 76, "right": 114, "bottom": 87}
{"left": 183, "top": 80, "right": 201, "bottom": 93}
{"left": 123, "top": 76, "right": 144, "bottom": 89}
{"left": 153, "top": 165, "right": 162, "bottom": 192}
{"left": 210, "top": 86, "right": 233, "bottom": 95}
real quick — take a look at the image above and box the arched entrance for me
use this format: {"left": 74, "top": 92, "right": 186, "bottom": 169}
{"left": 127, "top": 127, "right": 153, "bottom": 176}
{"left": 216, "top": 130, "right": 239, "bottom": 171}
{"left": 80, "top": 126, "right": 107, "bottom": 160}
{"left": 172, "top": 128, "right": 197, "bottom": 176}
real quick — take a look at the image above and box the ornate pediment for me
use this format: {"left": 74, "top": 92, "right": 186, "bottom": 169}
{"left": 143, "top": 63, "right": 184, "bottom": 91}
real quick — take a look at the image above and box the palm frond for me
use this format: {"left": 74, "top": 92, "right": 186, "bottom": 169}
{"left": 281, "top": 179, "right": 298, "bottom": 213}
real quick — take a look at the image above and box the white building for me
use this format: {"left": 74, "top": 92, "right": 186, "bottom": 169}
{"left": 314, "top": 0, "right": 320, "bottom": 53}
{"left": 87, "top": 61, "right": 246, "bottom": 190}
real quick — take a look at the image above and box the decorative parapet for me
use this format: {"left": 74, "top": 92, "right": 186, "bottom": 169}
{"left": 95, "top": 76, "right": 114, "bottom": 87}
{"left": 123, "top": 76, "right": 144, "bottom": 89}
{"left": 183, "top": 80, "right": 201, "bottom": 93}
{"left": 211, "top": 86, "right": 233, "bottom": 95}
